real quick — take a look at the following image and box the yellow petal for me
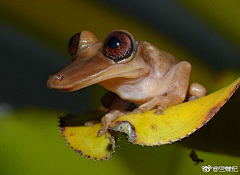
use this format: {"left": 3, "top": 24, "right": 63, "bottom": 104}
{"left": 109, "top": 77, "right": 240, "bottom": 146}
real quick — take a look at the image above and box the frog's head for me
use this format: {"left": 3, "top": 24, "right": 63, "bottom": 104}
{"left": 47, "top": 30, "right": 150, "bottom": 92}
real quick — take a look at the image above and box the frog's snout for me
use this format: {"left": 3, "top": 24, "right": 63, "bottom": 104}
{"left": 47, "top": 74, "right": 64, "bottom": 89}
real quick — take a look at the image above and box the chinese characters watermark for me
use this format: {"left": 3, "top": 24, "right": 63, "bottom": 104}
{"left": 201, "top": 165, "right": 238, "bottom": 173}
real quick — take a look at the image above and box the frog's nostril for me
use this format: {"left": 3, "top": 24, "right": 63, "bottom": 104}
{"left": 53, "top": 74, "right": 63, "bottom": 81}
{"left": 47, "top": 74, "right": 64, "bottom": 88}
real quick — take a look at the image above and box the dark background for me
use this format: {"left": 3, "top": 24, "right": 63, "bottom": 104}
{"left": 0, "top": 0, "right": 239, "bottom": 175}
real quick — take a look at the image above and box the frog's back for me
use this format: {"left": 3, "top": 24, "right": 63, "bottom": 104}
{"left": 143, "top": 41, "right": 179, "bottom": 78}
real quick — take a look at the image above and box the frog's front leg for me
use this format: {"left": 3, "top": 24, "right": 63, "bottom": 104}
{"left": 98, "top": 95, "right": 133, "bottom": 136}
{"left": 134, "top": 61, "right": 192, "bottom": 114}
{"left": 97, "top": 109, "right": 132, "bottom": 136}
{"left": 84, "top": 93, "right": 133, "bottom": 136}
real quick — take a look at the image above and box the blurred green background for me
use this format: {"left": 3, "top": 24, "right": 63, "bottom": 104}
{"left": 0, "top": 0, "right": 239, "bottom": 174}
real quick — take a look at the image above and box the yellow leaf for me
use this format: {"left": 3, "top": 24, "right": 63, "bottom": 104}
{"left": 62, "top": 123, "right": 115, "bottom": 160}
{"left": 60, "top": 112, "right": 115, "bottom": 161}
{"left": 61, "top": 77, "right": 239, "bottom": 160}
{"left": 109, "top": 77, "right": 240, "bottom": 146}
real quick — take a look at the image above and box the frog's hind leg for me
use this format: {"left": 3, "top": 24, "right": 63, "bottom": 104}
{"left": 187, "top": 82, "right": 207, "bottom": 101}
{"left": 134, "top": 61, "right": 192, "bottom": 114}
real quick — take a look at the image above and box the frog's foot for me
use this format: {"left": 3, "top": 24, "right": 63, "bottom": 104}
{"left": 187, "top": 82, "right": 207, "bottom": 101}
{"left": 133, "top": 98, "right": 159, "bottom": 114}
{"left": 154, "top": 106, "right": 166, "bottom": 115}
{"left": 84, "top": 119, "right": 101, "bottom": 127}
{"left": 133, "top": 95, "right": 184, "bottom": 115}
{"left": 133, "top": 96, "right": 167, "bottom": 114}
{"left": 97, "top": 110, "right": 131, "bottom": 137}
{"left": 132, "top": 108, "right": 144, "bottom": 114}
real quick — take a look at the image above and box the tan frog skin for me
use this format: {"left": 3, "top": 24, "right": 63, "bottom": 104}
{"left": 47, "top": 30, "right": 207, "bottom": 136}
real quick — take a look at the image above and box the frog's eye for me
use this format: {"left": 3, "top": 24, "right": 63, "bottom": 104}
{"left": 68, "top": 32, "right": 81, "bottom": 57}
{"left": 103, "top": 31, "right": 135, "bottom": 62}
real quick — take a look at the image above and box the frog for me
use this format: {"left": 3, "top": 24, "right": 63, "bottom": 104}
{"left": 47, "top": 30, "right": 207, "bottom": 136}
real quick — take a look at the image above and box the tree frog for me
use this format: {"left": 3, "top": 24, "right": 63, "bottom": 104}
{"left": 47, "top": 30, "right": 207, "bottom": 136}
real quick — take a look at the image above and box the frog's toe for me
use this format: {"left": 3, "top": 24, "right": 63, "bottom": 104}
{"left": 154, "top": 109, "right": 163, "bottom": 115}
{"left": 133, "top": 108, "right": 143, "bottom": 114}
{"left": 84, "top": 119, "right": 100, "bottom": 126}
{"left": 97, "top": 128, "right": 106, "bottom": 137}
{"left": 188, "top": 95, "right": 198, "bottom": 101}
{"left": 154, "top": 105, "right": 167, "bottom": 115}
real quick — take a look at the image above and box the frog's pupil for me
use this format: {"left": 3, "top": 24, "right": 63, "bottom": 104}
{"left": 68, "top": 36, "right": 74, "bottom": 49}
{"left": 108, "top": 37, "right": 120, "bottom": 49}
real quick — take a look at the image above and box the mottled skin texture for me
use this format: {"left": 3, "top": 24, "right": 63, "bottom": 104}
{"left": 47, "top": 30, "right": 207, "bottom": 136}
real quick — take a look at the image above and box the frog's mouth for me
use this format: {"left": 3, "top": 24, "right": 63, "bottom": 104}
{"left": 47, "top": 53, "right": 145, "bottom": 92}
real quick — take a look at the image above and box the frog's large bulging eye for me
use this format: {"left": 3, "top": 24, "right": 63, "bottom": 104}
{"left": 103, "top": 31, "right": 135, "bottom": 62}
{"left": 68, "top": 33, "right": 81, "bottom": 57}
